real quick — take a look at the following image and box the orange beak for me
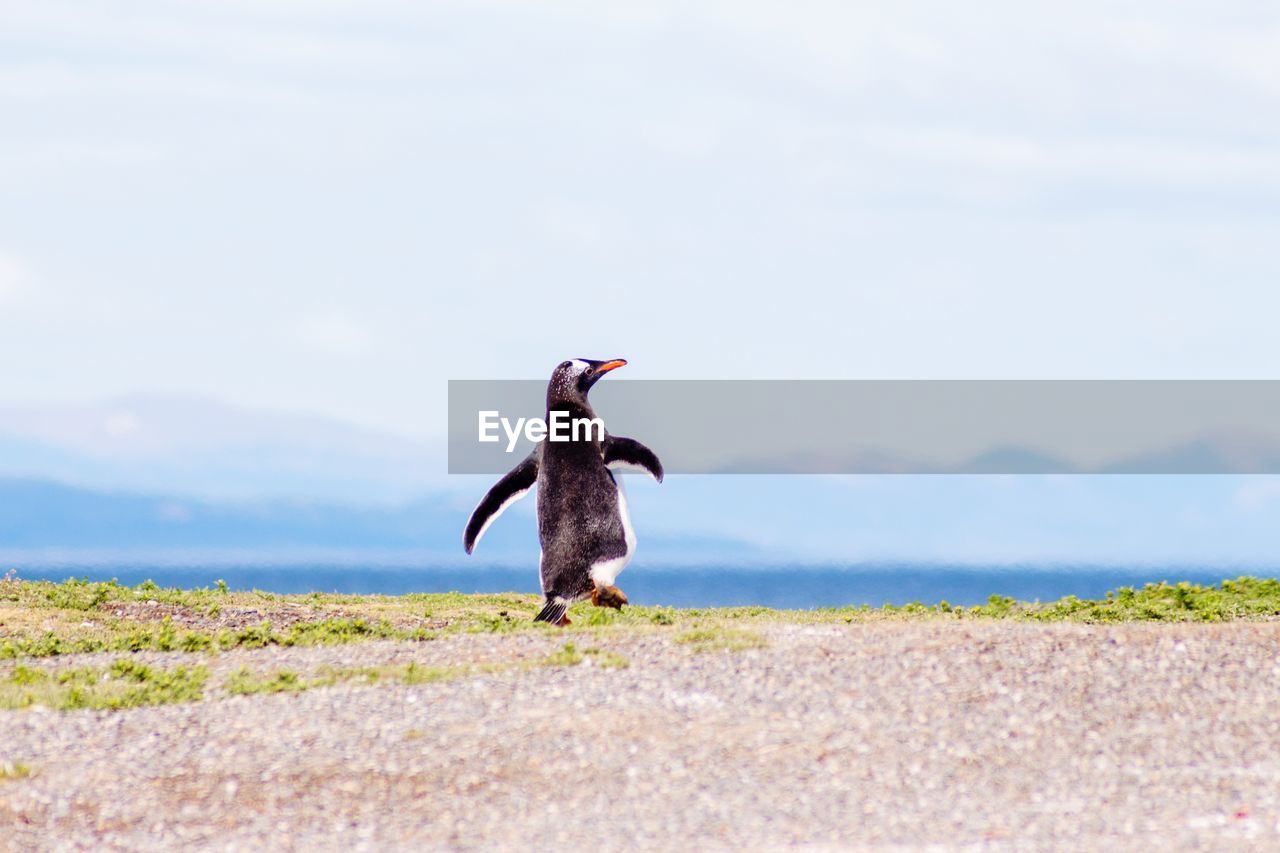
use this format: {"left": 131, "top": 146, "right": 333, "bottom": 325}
{"left": 597, "top": 359, "right": 627, "bottom": 373}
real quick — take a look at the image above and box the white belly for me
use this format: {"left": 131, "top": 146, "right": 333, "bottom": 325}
{"left": 589, "top": 479, "right": 636, "bottom": 588}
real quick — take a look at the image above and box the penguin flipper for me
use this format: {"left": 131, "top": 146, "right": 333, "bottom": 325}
{"left": 603, "top": 436, "right": 664, "bottom": 483}
{"left": 463, "top": 453, "right": 539, "bottom": 554}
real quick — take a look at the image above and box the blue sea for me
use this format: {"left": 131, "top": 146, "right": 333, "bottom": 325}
{"left": 6, "top": 557, "right": 1269, "bottom": 608}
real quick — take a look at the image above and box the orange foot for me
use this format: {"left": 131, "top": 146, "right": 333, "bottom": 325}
{"left": 555, "top": 614, "right": 572, "bottom": 627}
{"left": 591, "top": 585, "right": 629, "bottom": 609}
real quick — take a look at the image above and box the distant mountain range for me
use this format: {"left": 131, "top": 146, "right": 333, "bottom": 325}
{"left": 3, "top": 395, "right": 1280, "bottom": 509}
{"left": 0, "top": 395, "right": 763, "bottom": 560}
{"left": 710, "top": 433, "right": 1280, "bottom": 475}
{"left": 0, "top": 395, "right": 445, "bottom": 504}
{"left": 1, "top": 394, "right": 1279, "bottom": 568}
{"left": 0, "top": 477, "right": 464, "bottom": 550}
{"left": 0, "top": 476, "right": 757, "bottom": 562}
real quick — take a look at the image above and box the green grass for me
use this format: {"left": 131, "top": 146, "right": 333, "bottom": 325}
{"left": 1, "top": 761, "right": 32, "bottom": 780}
{"left": 2, "top": 575, "right": 1280, "bottom": 664}
{"left": 675, "top": 627, "right": 767, "bottom": 652}
{"left": 0, "top": 616, "right": 442, "bottom": 660}
{"left": 583, "top": 647, "right": 630, "bottom": 668}
{"left": 223, "top": 661, "right": 464, "bottom": 696}
{"left": 1026, "top": 578, "right": 1280, "bottom": 622}
{"left": 0, "top": 658, "right": 209, "bottom": 710}
{"left": 224, "top": 667, "right": 309, "bottom": 695}
{"left": 3, "top": 575, "right": 1279, "bottom": 712}
{"left": 3, "top": 659, "right": 478, "bottom": 709}
{"left": 542, "top": 642, "right": 585, "bottom": 666}
{"left": 541, "top": 642, "right": 631, "bottom": 668}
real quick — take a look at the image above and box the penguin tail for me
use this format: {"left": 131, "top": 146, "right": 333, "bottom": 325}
{"left": 533, "top": 597, "right": 570, "bottom": 626}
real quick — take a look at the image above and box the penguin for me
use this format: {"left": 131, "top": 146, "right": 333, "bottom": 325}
{"left": 463, "top": 358, "right": 664, "bottom": 625}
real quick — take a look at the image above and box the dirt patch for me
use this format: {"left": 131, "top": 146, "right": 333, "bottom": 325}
{"left": 96, "top": 601, "right": 442, "bottom": 632}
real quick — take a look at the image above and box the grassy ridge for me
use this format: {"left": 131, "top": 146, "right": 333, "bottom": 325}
{"left": 0, "top": 644, "right": 619, "bottom": 711}
{"left": 3, "top": 658, "right": 208, "bottom": 710}
{"left": 1, "top": 575, "right": 1279, "bottom": 663}
{"left": 1, "top": 575, "right": 1279, "bottom": 715}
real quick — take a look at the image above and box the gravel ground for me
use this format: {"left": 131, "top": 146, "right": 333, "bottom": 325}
{"left": 3, "top": 621, "right": 1280, "bottom": 851}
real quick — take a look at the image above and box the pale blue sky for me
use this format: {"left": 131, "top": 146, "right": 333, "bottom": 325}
{"left": 2, "top": 1, "right": 1279, "bottom": 439}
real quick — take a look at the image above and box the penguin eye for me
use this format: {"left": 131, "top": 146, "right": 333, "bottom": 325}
{"left": 583, "top": 367, "right": 594, "bottom": 378}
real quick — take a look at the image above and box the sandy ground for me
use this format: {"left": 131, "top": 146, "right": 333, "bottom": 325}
{"left": 3, "top": 621, "right": 1280, "bottom": 851}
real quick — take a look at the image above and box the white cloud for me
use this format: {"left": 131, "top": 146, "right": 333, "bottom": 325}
{"left": 534, "top": 199, "right": 617, "bottom": 249}
{"left": 0, "top": 251, "right": 27, "bottom": 305}
{"left": 1234, "top": 479, "right": 1280, "bottom": 512}
{"left": 854, "top": 126, "right": 1280, "bottom": 186}
{"left": 103, "top": 411, "right": 142, "bottom": 439}
{"left": 288, "top": 310, "right": 373, "bottom": 356}
{"left": 642, "top": 122, "right": 720, "bottom": 159}
{"left": 1, "top": 0, "right": 1279, "bottom": 434}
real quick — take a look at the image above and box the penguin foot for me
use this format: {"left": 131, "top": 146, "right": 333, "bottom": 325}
{"left": 591, "top": 585, "right": 629, "bottom": 609}
{"left": 555, "top": 614, "right": 572, "bottom": 627}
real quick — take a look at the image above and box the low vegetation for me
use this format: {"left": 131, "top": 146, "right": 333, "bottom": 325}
{"left": 2, "top": 575, "right": 1280, "bottom": 664}
{"left": 0, "top": 574, "right": 1278, "bottom": 713}
{"left": 675, "top": 627, "right": 767, "bottom": 653}
{"left": 1, "top": 761, "right": 32, "bottom": 780}
{"left": 224, "top": 661, "right": 463, "bottom": 696}
{"left": 582, "top": 647, "right": 630, "bottom": 669}
{"left": 0, "top": 649, "right": 631, "bottom": 711}
{"left": 539, "top": 642, "right": 629, "bottom": 668}
{"left": 0, "top": 574, "right": 1277, "bottom": 678}
{"left": 542, "top": 642, "right": 585, "bottom": 666}
{"left": 1, "top": 658, "right": 208, "bottom": 710}
{"left": 1, "top": 658, "right": 490, "bottom": 710}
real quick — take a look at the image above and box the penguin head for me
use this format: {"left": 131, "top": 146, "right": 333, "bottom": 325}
{"left": 547, "top": 358, "right": 626, "bottom": 403}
